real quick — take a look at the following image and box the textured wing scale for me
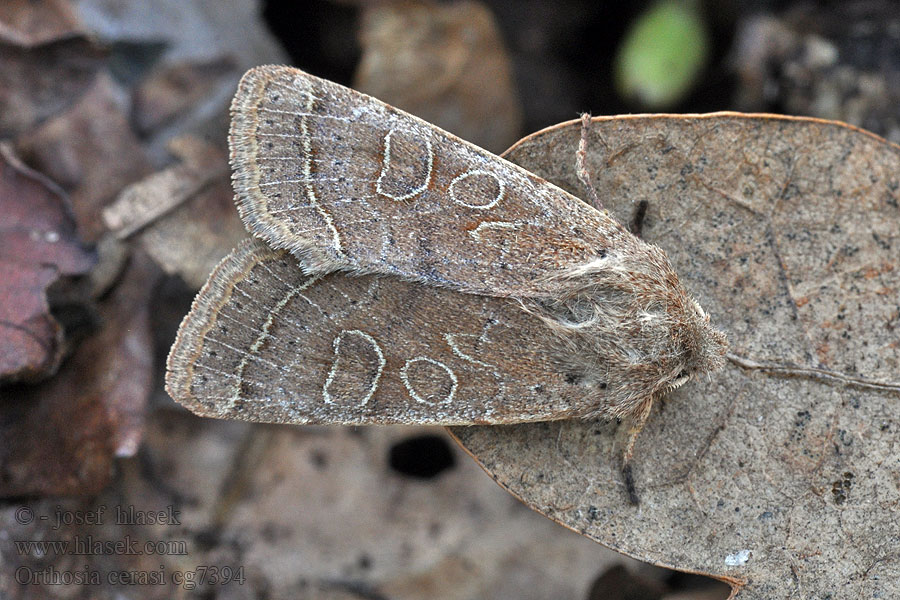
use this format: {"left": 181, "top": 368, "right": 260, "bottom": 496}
{"left": 167, "top": 240, "right": 598, "bottom": 425}
{"left": 229, "top": 65, "right": 633, "bottom": 297}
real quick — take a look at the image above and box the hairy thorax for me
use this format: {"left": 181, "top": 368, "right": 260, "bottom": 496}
{"left": 528, "top": 240, "right": 728, "bottom": 421}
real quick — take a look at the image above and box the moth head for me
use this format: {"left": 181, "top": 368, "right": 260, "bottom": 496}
{"left": 678, "top": 296, "right": 729, "bottom": 376}
{"left": 633, "top": 259, "right": 728, "bottom": 400}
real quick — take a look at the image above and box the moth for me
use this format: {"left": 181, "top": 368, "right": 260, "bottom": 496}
{"left": 166, "top": 65, "right": 728, "bottom": 461}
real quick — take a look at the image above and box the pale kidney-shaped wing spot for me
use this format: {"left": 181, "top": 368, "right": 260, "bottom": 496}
{"left": 468, "top": 220, "right": 519, "bottom": 241}
{"left": 444, "top": 333, "right": 490, "bottom": 367}
{"left": 322, "top": 330, "right": 385, "bottom": 406}
{"left": 400, "top": 357, "right": 458, "bottom": 405}
{"left": 376, "top": 128, "right": 433, "bottom": 201}
{"left": 449, "top": 169, "right": 505, "bottom": 209}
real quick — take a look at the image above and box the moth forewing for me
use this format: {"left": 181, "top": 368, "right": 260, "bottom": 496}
{"left": 167, "top": 240, "right": 605, "bottom": 425}
{"left": 228, "top": 64, "right": 636, "bottom": 297}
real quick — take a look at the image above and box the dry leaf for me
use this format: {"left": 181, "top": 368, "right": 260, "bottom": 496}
{"left": 103, "top": 136, "right": 245, "bottom": 288}
{"left": 0, "top": 251, "right": 158, "bottom": 496}
{"left": 131, "top": 56, "right": 238, "bottom": 136}
{"left": 16, "top": 74, "right": 152, "bottom": 242}
{"left": 354, "top": 0, "right": 522, "bottom": 154}
{"left": 103, "top": 136, "right": 225, "bottom": 237}
{"left": 0, "top": 0, "right": 82, "bottom": 45}
{"left": 119, "top": 421, "right": 633, "bottom": 600}
{"left": 451, "top": 114, "right": 900, "bottom": 599}
{"left": 0, "top": 144, "right": 94, "bottom": 383}
{"left": 731, "top": 5, "right": 900, "bottom": 144}
{"left": 0, "top": 0, "right": 105, "bottom": 136}
{"left": 0, "top": 36, "right": 106, "bottom": 139}
{"left": 70, "top": 0, "right": 287, "bottom": 70}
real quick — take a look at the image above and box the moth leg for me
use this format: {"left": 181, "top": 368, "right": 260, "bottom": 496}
{"left": 622, "top": 395, "right": 655, "bottom": 464}
{"left": 576, "top": 112, "right": 603, "bottom": 210}
{"left": 621, "top": 396, "right": 655, "bottom": 506}
{"left": 622, "top": 463, "right": 640, "bottom": 506}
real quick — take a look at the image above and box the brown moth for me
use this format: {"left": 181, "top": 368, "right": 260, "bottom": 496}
{"left": 166, "top": 65, "right": 728, "bottom": 460}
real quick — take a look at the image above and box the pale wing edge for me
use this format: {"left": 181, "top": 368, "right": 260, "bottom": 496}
{"left": 165, "top": 238, "right": 279, "bottom": 417}
{"left": 228, "top": 66, "right": 334, "bottom": 272}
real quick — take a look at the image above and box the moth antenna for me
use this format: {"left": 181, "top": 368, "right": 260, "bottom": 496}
{"left": 727, "top": 353, "right": 900, "bottom": 393}
{"left": 576, "top": 112, "right": 603, "bottom": 210}
{"left": 622, "top": 424, "right": 641, "bottom": 465}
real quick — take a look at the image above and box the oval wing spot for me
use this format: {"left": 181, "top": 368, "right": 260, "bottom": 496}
{"left": 400, "top": 357, "right": 458, "bottom": 405}
{"left": 376, "top": 128, "right": 434, "bottom": 201}
{"left": 322, "top": 330, "right": 385, "bottom": 406}
{"left": 449, "top": 169, "right": 505, "bottom": 209}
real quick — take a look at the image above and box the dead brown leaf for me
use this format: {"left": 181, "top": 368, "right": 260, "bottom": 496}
{"left": 131, "top": 56, "right": 238, "bottom": 136}
{"left": 0, "top": 251, "right": 158, "bottom": 496}
{"left": 119, "top": 421, "right": 631, "bottom": 600}
{"left": 451, "top": 114, "right": 900, "bottom": 599}
{"left": 0, "top": 144, "right": 94, "bottom": 383}
{"left": 16, "top": 74, "right": 152, "bottom": 242}
{"left": 354, "top": 0, "right": 522, "bottom": 154}
{"left": 0, "top": 0, "right": 106, "bottom": 137}
{"left": 0, "top": 0, "right": 82, "bottom": 45}
{"left": 103, "top": 136, "right": 246, "bottom": 289}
